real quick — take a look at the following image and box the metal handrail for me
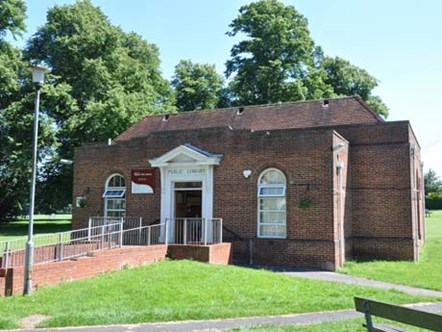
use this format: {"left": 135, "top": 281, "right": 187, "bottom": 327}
{"left": 164, "top": 218, "right": 223, "bottom": 245}
{"left": 0, "top": 223, "right": 162, "bottom": 268}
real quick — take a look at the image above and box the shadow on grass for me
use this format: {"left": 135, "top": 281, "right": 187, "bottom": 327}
{"left": 0, "top": 220, "right": 72, "bottom": 239}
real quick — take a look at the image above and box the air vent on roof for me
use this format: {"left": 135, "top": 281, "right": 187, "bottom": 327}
{"left": 237, "top": 107, "right": 245, "bottom": 115}
{"left": 162, "top": 114, "right": 170, "bottom": 122}
{"left": 322, "top": 100, "right": 330, "bottom": 109}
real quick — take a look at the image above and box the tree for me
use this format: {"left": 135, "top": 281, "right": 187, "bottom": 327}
{"left": 225, "top": 0, "right": 319, "bottom": 105}
{"left": 0, "top": 0, "right": 26, "bottom": 39}
{"left": 320, "top": 56, "right": 389, "bottom": 117}
{"left": 21, "top": 0, "right": 175, "bottom": 213}
{"left": 424, "top": 169, "right": 442, "bottom": 195}
{"left": 225, "top": 0, "right": 388, "bottom": 117}
{"left": 171, "top": 60, "right": 224, "bottom": 112}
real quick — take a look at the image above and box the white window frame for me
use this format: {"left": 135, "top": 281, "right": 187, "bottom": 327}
{"left": 257, "top": 168, "right": 287, "bottom": 239}
{"left": 104, "top": 174, "right": 126, "bottom": 218}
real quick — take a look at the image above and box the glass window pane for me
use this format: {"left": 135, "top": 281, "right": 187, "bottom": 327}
{"left": 108, "top": 175, "right": 125, "bottom": 188}
{"left": 259, "top": 186, "right": 285, "bottom": 197}
{"left": 260, "top": 169, "right": 285, "bottom": 185}
{"left": 259, "top": 212, "right": 286, "bottom": 224}
{"left": 259, "top": 198, "right": 286, "bottom": 211}
{"left": 174, "top": 182, "right": 202, "bottom": 189}
{"left": 259, "top": 225, "right": 286, "bottom": 237}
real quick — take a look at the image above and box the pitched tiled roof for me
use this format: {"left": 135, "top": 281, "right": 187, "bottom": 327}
{"left": 115, "top": 96, "right": 383, "bottom": 141}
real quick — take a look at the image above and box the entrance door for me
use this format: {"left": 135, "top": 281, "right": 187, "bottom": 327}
{"left": 173, "top": 182, "right": 202, "bottom": 243}
{"left": 175, "top": 190, "right": 202, "bottom": 218}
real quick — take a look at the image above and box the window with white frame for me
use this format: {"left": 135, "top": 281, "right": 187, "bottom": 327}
{"left": 257, "top": 168, "right": 287, "bottom": 238}
{"left": 103, "top": 174, "right": 126, "bottom": 218}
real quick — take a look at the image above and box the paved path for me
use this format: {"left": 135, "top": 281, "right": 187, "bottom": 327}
{"left": 283, "top": 270, "right": 442, "bottom": 297}
{"left": 10, "top": 302, "right": 442, "bottom": 332}
{"left": 9, "top": 271, "right": 442, "bottom": 331}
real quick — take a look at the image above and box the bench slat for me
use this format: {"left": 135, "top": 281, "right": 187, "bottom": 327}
{"left": 355, "top": 297, "right": 442, "bottom": 332}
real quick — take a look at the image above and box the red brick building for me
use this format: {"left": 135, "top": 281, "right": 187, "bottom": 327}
{"left": 72, "top": 96, "right": 425, "bottom": 270}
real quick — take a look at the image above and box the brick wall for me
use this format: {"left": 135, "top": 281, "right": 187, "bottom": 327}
{"left": 336, "top": 121, "right": 421, "bottom": 260}
{"left": 0, "top": 243, "right": 232, "bottom": 297}
{"left": 72, "top": 120, "right": 423, "bottom": 269}
{"left": 167, "top": 243, "right": 231, "bottom": 264}
{"left": 0, "top": 245, "right": 167, "bottom": 296}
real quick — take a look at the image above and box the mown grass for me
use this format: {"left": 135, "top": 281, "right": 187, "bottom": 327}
{"left": 0, "top": 214, "right": 71, "bottom": 242}
{"left": 340, "top": 210, "right": 442, "bottom": 290}
{"left": 0, "top": 260, "right": 440, "bottom": 329}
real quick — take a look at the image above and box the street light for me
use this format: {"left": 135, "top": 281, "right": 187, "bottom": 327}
{"left": 24, "top": 65, "right": 50, "bottom": 295}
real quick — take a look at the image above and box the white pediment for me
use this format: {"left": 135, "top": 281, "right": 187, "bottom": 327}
{"left": 149, "top": 144, "right": 222, "bottom": 167}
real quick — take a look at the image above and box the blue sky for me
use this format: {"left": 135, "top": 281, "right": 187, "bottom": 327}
{"left": 15, "top": 0, "right": 442, "bottom": 177}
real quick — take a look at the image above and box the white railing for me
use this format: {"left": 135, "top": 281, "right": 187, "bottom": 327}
{"left": 87, "top": 216, "right": 143, "bottom": 240}
{"left": 0, "top": 217, "right": 223, "bottom": 268}
{"left": 0, "top": 223, "right": 162, "bottom": 268}
{"left": 165, "top": 218, "right": 222, "bottom": 245}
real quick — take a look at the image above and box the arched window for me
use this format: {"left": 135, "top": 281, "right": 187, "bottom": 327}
{"left": 257, "top": 168, "right": 286, "bottom": 238}
{"left": 103, "top": 174, "right": 126, "bottom": 218}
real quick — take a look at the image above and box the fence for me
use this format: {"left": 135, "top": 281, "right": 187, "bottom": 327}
{"left": 1, "top": 223, "right": 162, "bottom": 268}
{"left": 165, "top": 218, "right": 222, "bottom": 245}
{"left": 87, "top": 216, "right": 143, "bottom": 239}
{"left": 1, "top": 217, "right": 223, "bottom": 268}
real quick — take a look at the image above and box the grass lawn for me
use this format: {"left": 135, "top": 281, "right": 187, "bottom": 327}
{"left": 0, "top": 214, "right": 71, "bottom": 242}
{"left": 340, "top": 210, "right": 442, "bottom": 291}
{"left": 0, "top": 260, "right": 440, "bottom": 329}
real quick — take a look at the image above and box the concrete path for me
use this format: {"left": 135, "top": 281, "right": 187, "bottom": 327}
{"left": 283, "top": 270, "right": 442, "bottom": 297}
{"left": 8, "top": 271, "right": 442, "bottom": 331}
{"left": 10, "top": 302, "right": 442, "bottom": 332}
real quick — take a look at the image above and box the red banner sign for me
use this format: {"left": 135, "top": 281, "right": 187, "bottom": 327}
{"left": 131, "top": 168, "right": 156, "bottom": 188}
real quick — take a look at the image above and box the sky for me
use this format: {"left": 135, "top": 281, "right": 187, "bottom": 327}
{"left": 13, "top": 0, "right": 442, "bottom": 177}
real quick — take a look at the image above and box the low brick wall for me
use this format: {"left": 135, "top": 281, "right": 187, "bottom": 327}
{"left": 0, "top": 243, "right": 232, "bottom": 296}
{"left": 0, "top": 245, "right": 167, "bottom": 296}
{"left": 167, "top": 243, "right": 232, "bottom": 264}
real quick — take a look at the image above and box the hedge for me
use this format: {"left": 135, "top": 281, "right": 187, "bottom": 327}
{"left": 426, "top": 193, "right": 442, "bottom": 210}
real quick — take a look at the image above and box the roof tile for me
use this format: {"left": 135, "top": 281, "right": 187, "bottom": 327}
{"left": 116, "top": 96, "right": 382, "bottom": 141}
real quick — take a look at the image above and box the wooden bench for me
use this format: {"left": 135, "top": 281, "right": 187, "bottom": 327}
{"left": 354, "top": 297, "right": 442, "bottom": 332}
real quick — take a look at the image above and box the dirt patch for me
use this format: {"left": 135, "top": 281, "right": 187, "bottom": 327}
{"left": 20, "top": 314, "right": 50, "bottom": 329}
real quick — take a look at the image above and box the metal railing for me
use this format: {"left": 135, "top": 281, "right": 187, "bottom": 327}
{"left": 88, "top": 216, "right": 143, "bottom": 239}
{"left": 1, "top": 223, "right": 162, "bottom": 268}
{"left": 0, "top": 217, "right": 223, "bottom": 268}
{"left": 165, "top": 218, "right": 222, "bottom": 245}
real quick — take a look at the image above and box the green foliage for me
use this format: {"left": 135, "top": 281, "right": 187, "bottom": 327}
{"left": 226, "top": 0, "right": 318, "bottom": 105}
{"left": 0, "top": 260, "right": 437, "bottom": 328}
{"left": 171, "top": 60, "right": 224, "bottom": 112}
{"left": 425, "top": 169, "right": 442, "bottom": 209}
{"left": 321, "top": 56, "right": 389, "bottom": 117}
{"left": 1, "top": 0, "right": 175, "bottom": 219}
{"left": 425, "top": 169, "right": 442, "bottom": 195}
{"left": 426, "top": 193, "right": 442, "bottom": 210}
{"left": 0, "top": 0, "right": 26, "bottom": 39}
{"left": 225, "top": 0, "right": 388, "bottom": 117}
{"left": 341, "top": 210, "right": 442, "bottom": 290}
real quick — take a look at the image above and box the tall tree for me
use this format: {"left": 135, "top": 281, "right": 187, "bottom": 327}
{"left": 0, "top": 0, "right": 26, "bottom": 39}
{"left": 0, "top": 0, "right": 50, "bottom": 220}
{"left": 320, "top": 56, "right": 389, "bottom": 117}
{"left": 171, "top": 60, "right": 224, "bottom": 112}
{"left": 225, "top": 0, "right": 388, "bottom": 117}
{"left": 21, "top": 0, "right": 175, "bottom": 213}
{"left": 424, "top": 169, "right": 442, "bottom": 195}
{"left": 225, "top": 0, "right": 323, "bottom": 105}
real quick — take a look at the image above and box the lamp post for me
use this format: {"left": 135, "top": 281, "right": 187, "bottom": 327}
{"left": 24, "top": 65, "right": 49, "bottom": 295}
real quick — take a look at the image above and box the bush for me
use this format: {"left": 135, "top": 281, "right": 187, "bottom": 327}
{"left": 425, "top": 193, "right": 442, "bottom": 210}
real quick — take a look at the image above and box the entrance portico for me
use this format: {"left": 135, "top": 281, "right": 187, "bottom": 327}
{"left": 149, "top": 144, "right": 222, "bottom": 242}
